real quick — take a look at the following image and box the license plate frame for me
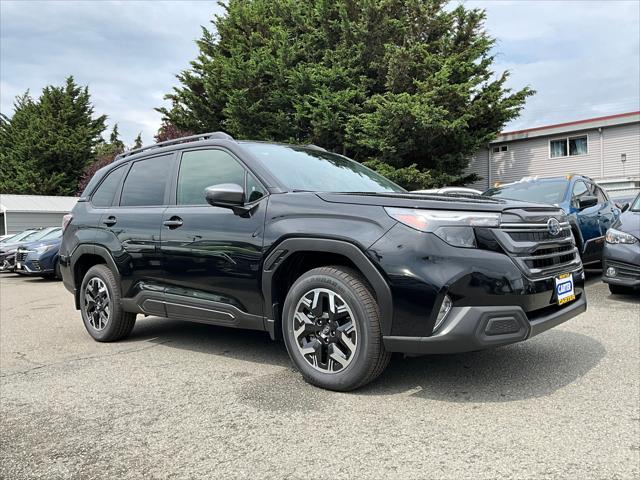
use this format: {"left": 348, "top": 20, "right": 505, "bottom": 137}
{"left": 555, "top": 273, "right": 575, "bottom": 305}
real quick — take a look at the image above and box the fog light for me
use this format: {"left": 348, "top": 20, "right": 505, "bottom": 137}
{"left": 434, "top": 295, "right": 452, "bottom": 332}
{"left": 606, "top": 267, "right": 617, "bottom": 277}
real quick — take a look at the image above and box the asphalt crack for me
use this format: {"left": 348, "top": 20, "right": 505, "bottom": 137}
{"left": 1, "top": 341, "right": 171, "bottom": 378}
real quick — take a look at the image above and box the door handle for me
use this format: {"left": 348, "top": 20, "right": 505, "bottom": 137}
{"left": 163, "top": 216, "right": 184, "bottom": 229}
{"left": 103, "top": 216, "right": 117, "bottom": 227}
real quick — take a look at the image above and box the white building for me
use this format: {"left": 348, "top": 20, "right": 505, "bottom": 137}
{"left": 0, "top": 194, "right": 78, "bottom": 235}
{"left": 467, "top": 111, "right": 640, "bottom": 192}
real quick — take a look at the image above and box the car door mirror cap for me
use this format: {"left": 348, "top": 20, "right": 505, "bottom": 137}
{"left": 578, "top": 195, "right": 598, "bottom": 210}
{"left": 204, "top": 184, "right": 249, "bottom": 215}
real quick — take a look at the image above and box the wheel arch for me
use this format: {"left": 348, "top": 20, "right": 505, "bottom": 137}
{"left": 71, "top": 245, "right": 120, "bottom": 309}
{"left": 262, "top": 238, "right": 393, "bottom": 340}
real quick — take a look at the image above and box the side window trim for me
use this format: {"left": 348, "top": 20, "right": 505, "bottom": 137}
{"left": 117, "top": 152, "right": 177, "bottom": 208}
{"left": 173, "top": 147, "right": 268, "bottom": 207}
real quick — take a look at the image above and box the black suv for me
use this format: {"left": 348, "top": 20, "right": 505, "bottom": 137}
{"left": 60, "top": 132, "right": 587, "bottom": 391}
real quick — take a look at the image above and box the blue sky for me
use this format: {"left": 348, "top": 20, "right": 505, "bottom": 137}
{"left": 1, "top": 0, "right": 639, "bottom": 145}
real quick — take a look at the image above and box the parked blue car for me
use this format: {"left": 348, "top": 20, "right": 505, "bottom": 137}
{"left": 484, "top": 175, "right": 621, "bottom": 265}
{"left": 15, "top": 228, "right": 63, "bottom": 279}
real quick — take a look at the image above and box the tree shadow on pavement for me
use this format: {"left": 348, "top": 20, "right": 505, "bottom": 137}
{"left": 123, "top": 317, "right": 605, "bottom": 403}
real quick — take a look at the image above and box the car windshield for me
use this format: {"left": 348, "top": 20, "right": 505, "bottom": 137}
{"left": 1, "top": 230, "right": 35, "bottom": 244}
{"left": 0, "top": 233, "right": 18, "bottom": 244}
{"left": 631, "top": 194, "right": 640, "bottom": 211}
{"left": 242, "top": 143, "right": 405, "bottom": 193}
{"left": 20, "top": 229, "right": 55, "bottom": 243}
{"left": 39, "top": 228, "right": 62, "bottom": 241}
{"left": 483, "top": 180, "right": 568, "bottom": 205}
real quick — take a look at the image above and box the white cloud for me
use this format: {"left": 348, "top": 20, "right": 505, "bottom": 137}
{"left": 463, "top": 0, "right": 640, "bottom": 129}
{"left": 0, "top": 0, "right": 223, "bottom": 144}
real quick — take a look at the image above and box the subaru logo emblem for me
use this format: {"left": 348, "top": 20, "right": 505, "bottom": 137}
{"left": 547, "top": 218, "right": 561, "bottom": 236}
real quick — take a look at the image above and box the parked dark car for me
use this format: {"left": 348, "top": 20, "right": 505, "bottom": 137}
{"left": 602, "top": 193, "right": 640, "bottom": 294}
{"left": 60, "top": 132, "right": 587, "bottom": 391}
{"left": 484, "top": 175, "right": 620, "bottom": 265}
{"left": 0, "top": 227, "right": 60, "bottom": 273}
{"left": 15, "top": 228, "right": 63, "bottom": 279}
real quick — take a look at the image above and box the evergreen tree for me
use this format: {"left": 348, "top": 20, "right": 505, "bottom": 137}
{"left": 133, "top": 132, "right": 143, "bottom": 149}
{"left": 159, "top": 0, "right": 533, "bottom": 188}
{"left": 0, "top": 76, "right": 107, "bottom": 195}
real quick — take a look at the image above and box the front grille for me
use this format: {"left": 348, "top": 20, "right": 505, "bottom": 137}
{"left": 493, "top": 211, "right": 582, "bottom": 279}
{"left": 507, "top": 229, "right": 571, "bottom": 242}
{"left": 606, "top": 259, "right": 640, "bottom": 280}
{"left": 16, "top": 251, "right": 28, "bottom": 262}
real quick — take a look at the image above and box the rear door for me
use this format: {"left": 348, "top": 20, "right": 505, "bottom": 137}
{"left": 160, "top": 147, "right": 268, "bottom": 327}
{"left": 97, "top": 153, "right": 175, "bottom": 308}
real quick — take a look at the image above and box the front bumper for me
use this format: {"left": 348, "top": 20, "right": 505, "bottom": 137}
{"left": 0, "top": 253, "right": 16, "bottom": 272}
{"left": 383, "top": 293, "right": 587, "bottom": 354}
{"left": 602, "top": 242, "right": 640, "bottom": 288}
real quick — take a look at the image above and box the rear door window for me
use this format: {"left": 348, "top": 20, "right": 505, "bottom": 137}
{"left": 120, "top": 155, "right": 173, "bottom": 207}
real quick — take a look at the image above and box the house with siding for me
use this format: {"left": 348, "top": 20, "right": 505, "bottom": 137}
{"left": 467, "top": 111, "right": 640, "bottom": 193}
{"left": 0, "top": 195, "right": 78, "bottom": 235}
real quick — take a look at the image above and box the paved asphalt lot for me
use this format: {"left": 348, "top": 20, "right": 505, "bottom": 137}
{"left": 1, "top": 271, "right": 638, "bottom": 479}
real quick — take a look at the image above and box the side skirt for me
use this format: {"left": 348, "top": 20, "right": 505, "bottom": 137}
{"left": 120, "top": 291, "right": 265, "bottom": 331}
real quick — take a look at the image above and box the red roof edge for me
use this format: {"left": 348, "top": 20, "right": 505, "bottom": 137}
{"left": 500, "top": 111, "right": 640, "bottom": 136}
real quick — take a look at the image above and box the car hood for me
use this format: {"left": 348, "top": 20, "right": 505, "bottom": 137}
{"left": 617, "top": 210, "right": 640, "bottom": 238}
{"left": 0, "top": 241, "right": 27, "bottom": 253}
{"left": 19, "top": 238, "right": 62, "bottom": 250}
{"left": 316, "top": 192, "right": 561, "bottom": 213}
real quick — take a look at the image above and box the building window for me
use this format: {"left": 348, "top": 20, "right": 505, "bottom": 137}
{"left": 550, "top": 135, "right": 588, "bottom": 158}
{"left": 492, "top": 145, "right": 508, "bottom": 153}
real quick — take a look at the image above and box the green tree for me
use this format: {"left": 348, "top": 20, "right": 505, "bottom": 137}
{"left": 133, "top": 132, "right": 143, "bottom": 149}
{"left": 159, "top": 0, "right": 533, "bottom": 189}
{"left": 0, "top": 76, "right": 107, "bottom": 195}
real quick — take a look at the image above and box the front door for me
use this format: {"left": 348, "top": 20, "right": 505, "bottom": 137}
{"left": 160, "top": 148, "right": 268, "bottom": 328}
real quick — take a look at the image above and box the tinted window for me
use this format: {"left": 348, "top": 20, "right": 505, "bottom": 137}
{"left": 177, "top": 150, "right": 246, "bottom": 205}
{"left": 484, "top": 180, "right": 567, "bottom": 205}
{"left": 92, "top": 166, "right": 125, "bottom": 207}
{"left": 242, "top": 143, "right": 404, "bottom": 193}
{"left": 120, "top": 155, "right": 173, "bottom": 207}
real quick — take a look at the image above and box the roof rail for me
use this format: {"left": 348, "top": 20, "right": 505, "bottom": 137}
{"left": 116, "top": 131, "right": 235, "bottom": 160}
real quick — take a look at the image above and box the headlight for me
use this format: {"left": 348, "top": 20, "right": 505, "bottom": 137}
{"left": 35, "top": 245, "right": 55, "bottom": 254}
{"left": 385, "top": 208, "right": 501, "bottom": 248}
{"left": 605, "top": 228, "right": 638, "bottom": 245}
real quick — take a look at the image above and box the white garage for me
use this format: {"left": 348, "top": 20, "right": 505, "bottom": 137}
{"left": 0, "top": 194, "right": 78, "bottom": 236}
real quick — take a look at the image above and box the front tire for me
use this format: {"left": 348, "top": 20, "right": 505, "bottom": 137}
{"left": 282, "top": 266, "right": 391, "bottom": 391}
{"left": 80, "top": 264, "right": 136, "bottom": 342}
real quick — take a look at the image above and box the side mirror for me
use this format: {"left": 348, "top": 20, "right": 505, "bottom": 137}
{"left": 620, "top": 202, "right": 630, "bottom": 213}
{"left": 204, "top": 184, "right": 246, "bottom": 214}
{"left": 578, "top": 195, "right": 598, "bottom": 210}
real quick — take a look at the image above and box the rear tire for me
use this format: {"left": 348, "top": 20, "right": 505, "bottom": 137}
{"left": 80, "top": 264, "right": 136, "bottom": 342}
{"left": 608, "top": 284, "right": 636, "bottom": 295}
{"left": 282, "top": 266, "right": 391, "bottom": 391}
